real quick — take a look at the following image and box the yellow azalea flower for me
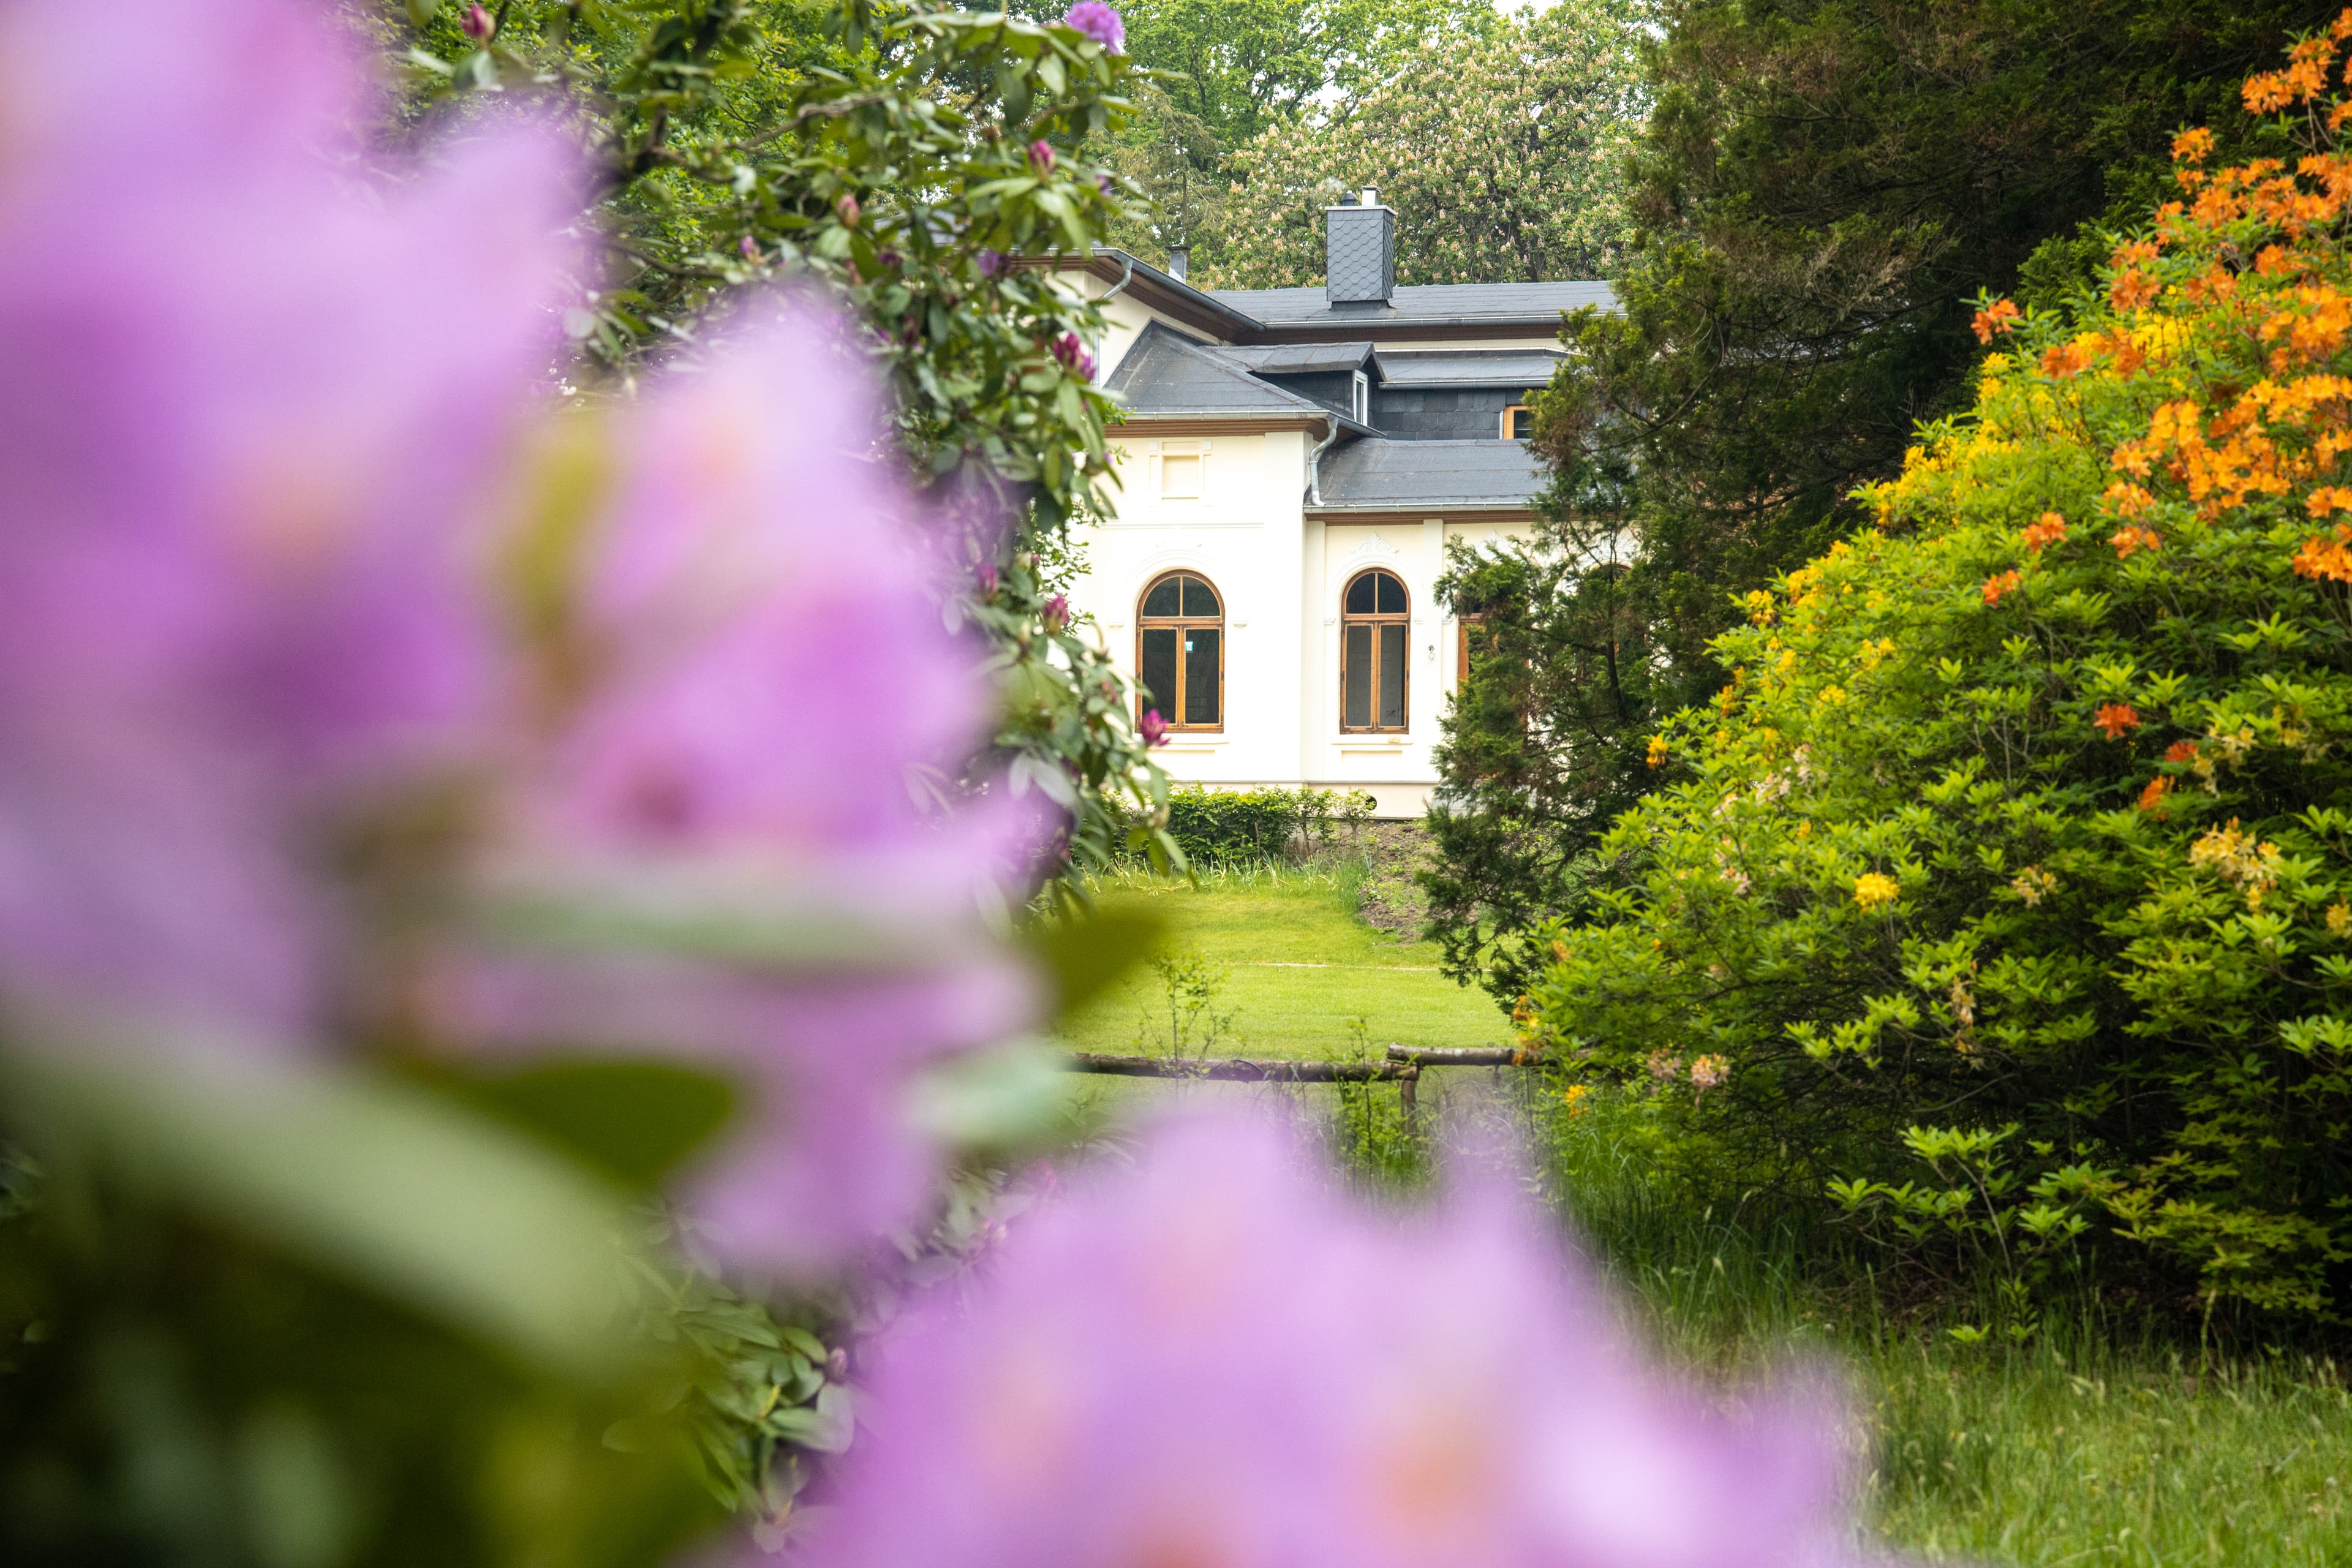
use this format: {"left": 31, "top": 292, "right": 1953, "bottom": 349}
{"left": 1853, "top": 872, "right": 1900, "bottom": 911}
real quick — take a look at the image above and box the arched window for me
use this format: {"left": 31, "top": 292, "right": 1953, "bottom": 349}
{"left": 1137, "top": 571, "right": 1223, "bottom": 731}
{"left": 1341, "top": 568, "right": 1409, "bottom": 732}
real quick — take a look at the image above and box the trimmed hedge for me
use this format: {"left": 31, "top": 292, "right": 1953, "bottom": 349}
{"left": 1161, "top": 786, "right": 1376, "bottom": 867}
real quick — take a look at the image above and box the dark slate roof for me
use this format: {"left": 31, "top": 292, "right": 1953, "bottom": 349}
{"left": 1214, "top": 342, "right": 1376, "bottom": 374}
{"left": 1373, "top": 349, "right": 1563, "bottom": 388}
{"left": 1311, "top": 438, "right": 1544, "bottom": 512}
{"left": 1104, "top": 323, "right": 1330, "bottom": 420}
{"left": 1208, "top": 280, "right": 1616, "bottom": 330}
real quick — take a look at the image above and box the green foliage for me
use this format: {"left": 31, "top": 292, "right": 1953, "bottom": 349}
{"left": 1133, "top": 950, "right": 1242, "bottom": 1057}
{"left": 1425, "top": 0, "right": 2334, "bottom": 995}
{"left": 1520, "top": 94, "right": 2352, "bottom": 1316}
{"left": 399, "top": 1, "right": 1174, "bottom": 887}
{"left": 1156, "top": 784, "right": 1373, "bottom": 867}
{"left": 1328, "top": 1017, "right": 1431, "bottom": 1191}
{"left": 1211, "top": 0, "right": 1648, "bottom": 288}
{"left": 1425, "top": 521, "right": 1660, "bottom": 1003}
{"left": 1544, "top": 1093, "right": 2352, "bottom": 1566}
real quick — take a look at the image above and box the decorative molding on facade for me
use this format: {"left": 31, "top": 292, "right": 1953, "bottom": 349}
{"left": 1336, "top": 530, "right": 1403, "bottom": 569}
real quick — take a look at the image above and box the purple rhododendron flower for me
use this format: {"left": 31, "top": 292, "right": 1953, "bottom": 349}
{"left": 444, "top": 308, "right": 1050, "bottom": 1274}
{"left": 800, "top": 1114, "right": 1880, "bottom": 1568}
{"left": 1028, "top": 138, "right": 1056, "bottom": 174}
{"left": 977, "top": 247, "right": 1007, "bottom": 277}
{"left": 1064, "top": 1, "right": 1125, "bottom": 52}
{"left": 1139, "top": 709, "right": 1169, "bottom": 747}
{"left": 0, "top": 0, "right": 578, "bottom": 1039}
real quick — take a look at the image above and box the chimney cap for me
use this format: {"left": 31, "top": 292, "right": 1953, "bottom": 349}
{"left": 1360, "top": 187, "right": 1379, "bottom": 206}
{"left": 1338, "top": 190, "right": 1360, "bottom": 206}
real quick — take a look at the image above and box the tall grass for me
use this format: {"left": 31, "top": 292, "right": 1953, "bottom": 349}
{"left": 1075, "top": 852, "right": 1370, "bottom": 900}
{"left": 1543, "top": 1088, "right": 2352, "bottom": 1566}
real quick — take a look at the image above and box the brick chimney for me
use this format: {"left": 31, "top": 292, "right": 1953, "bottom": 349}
{"left": 1324, "top": 188, "right": 1393, "bottom": 306}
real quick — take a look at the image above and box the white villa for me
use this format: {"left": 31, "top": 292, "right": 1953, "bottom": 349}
{"left": 1054, "top": 194, "right": 1617, "bottom": 818}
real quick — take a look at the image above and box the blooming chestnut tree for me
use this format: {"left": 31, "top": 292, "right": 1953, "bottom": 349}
{"left": 1208, "top": 0, "right": 1648, "bottom": 288}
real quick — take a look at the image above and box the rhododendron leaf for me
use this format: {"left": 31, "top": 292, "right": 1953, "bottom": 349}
{"left": 1026, "top": 903, "right": 1163, "bottom": 1016}
{"left": 905, "top": 1039, "right": 1069, "bottom": 1150}
{"left": 2, "top": 1042, "right": 643, "bottom": 1375}
{"left": 467, "top": 866, "right": 994, "bottom": 974}
{"left": 420, "top": 1057, "right": 737, "bottom": 1192}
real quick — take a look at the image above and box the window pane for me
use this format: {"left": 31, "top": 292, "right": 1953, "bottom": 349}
{"left": 1140, "top": 627, "right": 1178, "bottom": 722}
{"left": 1345, "top": 574, "right": 1376, "bottom": 614}
{"left": 1182, "top": 575, "right": 1220, "bottom": 617}
{"left": 1142, "top": 578, "right": 1180, "bottom": 618}
{"left": 1343, "top": 624, "right": 1371, "bottom": 728}
{"left": 1510, "top": 407, "right": 1534, "bottom": 440}
{"left": 1184, "top": 628, "right": 1220, "bottom": 726}
{"left": 1379, "top": 623, "right": 1407, "bottom": 727}
{"left": 1376, "top": 571, "right": 1407, "bottom": 614}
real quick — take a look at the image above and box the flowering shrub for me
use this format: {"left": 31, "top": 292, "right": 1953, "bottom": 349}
{"left": 1520, "top": 16, "right": 2352, "bottom": 1318}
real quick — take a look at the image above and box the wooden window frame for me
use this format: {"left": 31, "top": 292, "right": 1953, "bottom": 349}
{"left": 1339, "top": 567, "right": 1410, "bottom": 734}
{"left": 1502, "top": 404, "right": 1532, "bottom": 440}
{"left": 1456, "top": 613, "right": 1490, "bottom": 687}
{"left": 1135, "top": 570, "right": 1226, "bottom": 733}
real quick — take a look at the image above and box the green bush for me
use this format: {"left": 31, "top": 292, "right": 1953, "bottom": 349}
{"left": 1158, "top": 785, "right": 1373, "bottom": 867}
{"left": 1521, "top": 75, "right": 2352, "bottom": 1319}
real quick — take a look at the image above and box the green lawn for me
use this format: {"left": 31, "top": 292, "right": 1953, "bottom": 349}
{"left": 1051, "top": 865, "right": 1507, "bottom": 1060}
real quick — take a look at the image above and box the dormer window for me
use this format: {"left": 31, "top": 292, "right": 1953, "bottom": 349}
{"left": 1351, "top": 369, "right": 1369, "bottom": 424}
{"left": 1503, "top": 404, "right": 1534, "bottom": 440}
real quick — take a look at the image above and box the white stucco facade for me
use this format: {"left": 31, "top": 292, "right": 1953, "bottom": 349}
{"left": 1049, "top": 235, "right": 1610, "bottom": 818}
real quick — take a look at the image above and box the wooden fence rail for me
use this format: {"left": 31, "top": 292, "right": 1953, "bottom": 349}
{"left": 1060, "top": 1045, "right": 1551, "bottom": 1130}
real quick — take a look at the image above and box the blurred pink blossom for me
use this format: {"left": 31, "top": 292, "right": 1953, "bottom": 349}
{"left": 446, "top": 309, "right": 1051, "bottom": 1275}
{"left": 0, "top": 0, "right": 578, "bottom": 1039}
{"left": 799, "top": 1114, "right": 1878, "bottom": 1568}
{"left": 1063, "top": 1, "right": 1125, "bottom": 53}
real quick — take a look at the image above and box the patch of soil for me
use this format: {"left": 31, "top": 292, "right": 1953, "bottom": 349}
{"left": 1348, "top": 820, "right": 1433, "bottom": 941}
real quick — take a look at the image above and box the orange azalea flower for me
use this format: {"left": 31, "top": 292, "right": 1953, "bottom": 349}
{"left": 2103, "top": 481, "right": 2156, "bottom": 517}
{"left": 2173, "top": 127, "right": 2217, "bottom": 165}
{"left": 2094, "top": 703, "right": 2141, "bottom": 739}
{"left": 1982, "top": 570, "right": 2022, "bottom": 606}
{"left": 2139, "top": 775, "right": 2173, "bottom": 816}
{"left": 2022, "top": 511, "right": 2068, "bottom": 551}
{"left": 2111, "top": 270, "right": 2160, "bottom": 312}
{"left": 1971, "top": 298, "right": 2021, "bottom": 344}
{"left": 2110, "top": 525, "right": 2163, "bottom": 557}
{"left": 2309, "top": 486, "right": 2352, "bottom": 516}
{"left": 2294, "top": 523, "right": 2352, "bottom": 582}
{"left": 2165, "top": 740, "right": 2201, "bottom": 764}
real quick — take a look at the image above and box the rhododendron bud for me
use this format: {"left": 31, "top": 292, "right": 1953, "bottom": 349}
{"left": 1043, "top": 594, "right": 1070, "bottom": 629}
{"left": 1029, "top": 138, "right": 1056, "bottom": 173}
{"left": 1139, "top": 709, "right": 1169, "bottom": 747}
{"left": 460, "top": 4, "right": 496, "bottom": 41}
{"left": 834, "top": 190, "right": 861, "bottom": 228}
{"left": 739, "top": 234, "right": 760, "bottom": 260}
{"left": 794, "top": 1114, "right": 1877, "bottom": 1568}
